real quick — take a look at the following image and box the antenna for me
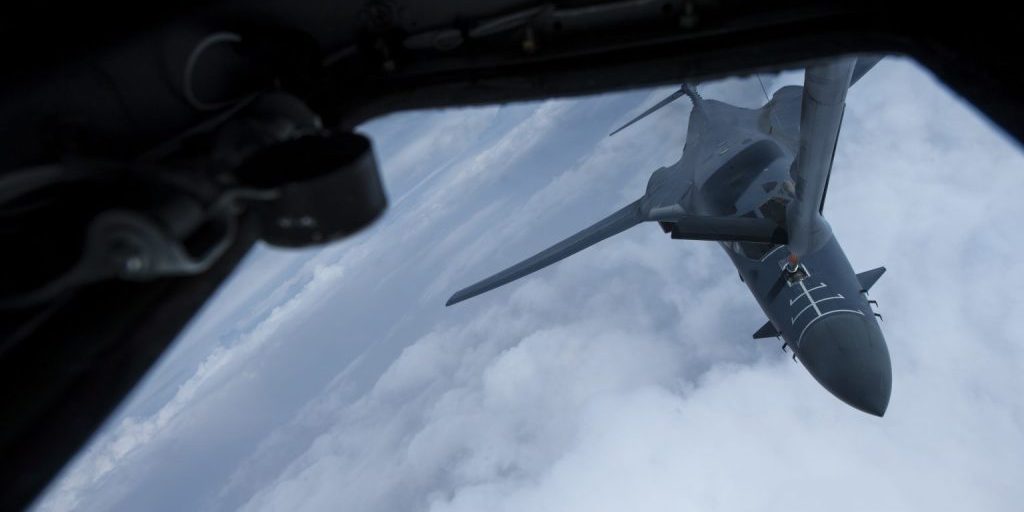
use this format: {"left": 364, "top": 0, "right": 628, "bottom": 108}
{"left": 756, "top": 74, "right": 770, "bottom": 101}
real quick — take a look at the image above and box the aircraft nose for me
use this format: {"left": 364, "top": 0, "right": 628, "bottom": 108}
{"left": 797, "top": 311, "right": 892, "bottom": 416}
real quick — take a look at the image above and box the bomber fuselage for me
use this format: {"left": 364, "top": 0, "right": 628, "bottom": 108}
{"left": 682, "top": 87, "right": 892, "bottom": 415}
{"left": 446, "top": 71, "right": 893, "bottom": 415}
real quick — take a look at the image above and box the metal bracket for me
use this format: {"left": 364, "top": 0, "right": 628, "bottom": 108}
{"left": 1, "top": 196, "right": 238, "bottom": 308}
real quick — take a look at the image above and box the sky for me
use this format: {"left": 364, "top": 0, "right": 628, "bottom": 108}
{"left": 33, "top": 57, "right": 1024, "bottom": 512}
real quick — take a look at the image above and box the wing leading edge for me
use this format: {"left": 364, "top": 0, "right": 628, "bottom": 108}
{"left": 446, "top": 199, "right": 786, "bottom": 306}
{"left": 446, "top": 200, "right": 643, "bottom": 306}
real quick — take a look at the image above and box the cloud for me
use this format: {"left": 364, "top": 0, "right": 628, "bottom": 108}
{"left": 34, "top": 57, "right": 1024, "bottom": 512}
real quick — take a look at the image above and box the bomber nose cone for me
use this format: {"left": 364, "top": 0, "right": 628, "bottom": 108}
{"left": 797, "top": 311, "right": 892, "bottom": 416}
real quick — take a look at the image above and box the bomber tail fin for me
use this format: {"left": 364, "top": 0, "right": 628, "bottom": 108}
{"left": 850, "top": 56, "right": 883, "bottom": 87}
{"left": 609, "top": 82, "right": 702, "bottom": 136}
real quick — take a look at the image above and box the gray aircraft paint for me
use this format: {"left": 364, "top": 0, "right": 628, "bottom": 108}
{"left": 447, "top": 57, "right": 891, "bottom": 416}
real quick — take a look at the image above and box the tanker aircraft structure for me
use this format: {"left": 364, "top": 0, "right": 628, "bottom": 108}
{"left": 446, "top": 57, "right": 892, "bottom": 416}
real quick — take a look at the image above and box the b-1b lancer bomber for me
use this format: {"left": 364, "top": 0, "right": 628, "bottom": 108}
{"left": 447, "top": 57, "right": 892, "bottom": 416}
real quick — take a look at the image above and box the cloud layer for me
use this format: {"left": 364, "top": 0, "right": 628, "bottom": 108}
{"left": 35, "top": 58, "right": 1024, "bottom": 512}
